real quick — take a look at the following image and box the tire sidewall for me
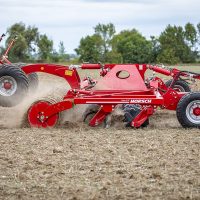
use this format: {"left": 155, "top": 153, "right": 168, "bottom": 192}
{"left": 165, "top": 80, "right": 191, "bottom": 92}
{"left": 0, "top": 65, "right": 28, "bottom": 106}
{"left": 177, "top": 93, "right": 200, "bottom": 128}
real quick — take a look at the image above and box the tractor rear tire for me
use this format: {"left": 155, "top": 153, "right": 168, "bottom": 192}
{"left": 176, "top": 92, "right": 200, "bottom": 128}
{"left": 165, "top": 79, "right": 191, "bottom": 92}
{"left": 0, "top": 64, "right": 29, "bottom": 107}
{"left": 14, "top": 63, "right": 39, "bottom": 92}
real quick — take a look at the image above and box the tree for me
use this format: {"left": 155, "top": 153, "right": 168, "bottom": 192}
{"left": 158, "top": 24, "right": 197, "bottom": 64}
{"left": 75, "top": 34, "right": 102, "bottom": 63}
{"left": 113, "top": 29, "right": 152, "bottom": 63}
{"left": 58, "top": 41, "right": 65, "bottom": 55}
{"left": 157, "top": 48, "right": 180, "bottom": 64}
{"left": 76, "top": 23, "right": 116, "bottom": 63}
{"left": 197, "top": 23, "right": 200, "bottom": 48}
{"left": 94, "top": 23, "right": 116, "bottom": 61}
{"left": 6, "top": 22, "right": 39, "bottom": 61}
{"left": 37, "top": 34, "right": 53, "bottom": 61}
{"left": 4, "top": 22, "right": 56, "bottom": 62}
{"left": 185, "top": 23, "right": 197, "bottom": 47}
{"left": 150, "top": 36, "right": 161, "bottom": 63}
{"left": 197, "top": 23, "right": 200, "bottom": 39}
{"left": 57, "top": 41, "right": 69, "bottom": 62}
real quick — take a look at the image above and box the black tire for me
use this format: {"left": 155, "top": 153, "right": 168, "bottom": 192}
{"left": 27, "top": 72, "right": 38, "bottom": 92}
{"left": 123, "top": 104, "right": 149, "bottom": 128}
{"left": 176, "top": 92, "right": 200, "bottom": 128}
{"left": 13, "top": 63, "right": 39, "bottom": 92}
{"left": 0, "top": 64, "right": 29, "bottom": 107}
{"left": 141, "top": 119, "right": 149, "bottom": 128}
{"left": 83, "top": 104, "right": 111, "bottom": 128}
{"left": 165, "top": 79, "right": 191, "bottom": 92}
{"left": 83, "top": 104, "right": 100, "bottom": 122}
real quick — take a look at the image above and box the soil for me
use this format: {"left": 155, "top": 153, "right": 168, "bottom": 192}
{"left": 0, "top": 73, "right": 200, "bottom": 200}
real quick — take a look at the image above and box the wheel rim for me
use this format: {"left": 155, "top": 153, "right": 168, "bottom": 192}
{"left": 186, "top": 100, "right": 200, "bottom": 124}
{"left": 0, "top": 76, "right": 17, "bottom": 96}
{"left": 173, "top": 85, "right": 185, "bottom": 92}
{"left": 28, "top": 101, "right": 59, "bottom": 128}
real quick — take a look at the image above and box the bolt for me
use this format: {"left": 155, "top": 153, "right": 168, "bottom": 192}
{"left": 40, "top": 115, "right": 45, "bottom": 120}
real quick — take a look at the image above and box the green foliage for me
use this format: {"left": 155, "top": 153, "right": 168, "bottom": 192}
{"left": 106, "top": 50, "right": 123, "bottom": 63}
{"left": 6, "top": 22, "right": 38, "bottom": 62}
{"left": 113, "top": 29, "right": 152, "bottom": 63}
{"left": 58, "top": 41, "right": 65, "bottom": 55}
{"left": 76, "top": 24, "right": 153, "bottom": 64}
{"left": 185, "top": 23, "right": 197, "bottom": 47}
{"left": 50, "top": 50, "right": 60, "bottom": 63}
{"left": 75, "top": 34, "right": 103, "bottom": 63}
{"left": 2, "top": 22, "right": 72, "bottom": 63}
{"left": 58, "top": 41, "right": 70, "bottom": 62}
{"left": 94, "top": 23, "right": 116, "bottom": 62}
{"left": 150, "top": 36, "right": 161, "bottom": 63}
{"left": 76, "top": 23, "right": 117, "bottom": 63}
{"left": 157, "top": 24, "right": 198, "bottom": 64}
{"left": 37, "top": 34, "right": 53, "bottom": 61}
{"left": 157, "top": 48, "right": 180, "bottom": 64}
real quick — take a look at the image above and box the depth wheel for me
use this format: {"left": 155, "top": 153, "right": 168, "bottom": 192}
{"left": 165, "top": 80, "right": 191, "bottom": 92}
{"left": 27, "top": 100, "right": 59, "bottom": 128}
{"left": 177, "top": 92, "right": 200, "bottom": 128}
{"left": 0, "top": 64, "right": 29, "bottom": 107}
{"left": 123, "top": 104, "right": 150, "bottom": 128}
{"left": 83, "top": 104, "right": 111, "bottom": 128}
{"left": 83, "top": 104, "right": 100, "bottom": 122}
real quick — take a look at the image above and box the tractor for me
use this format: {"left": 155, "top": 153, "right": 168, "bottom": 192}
{"left": 0, "top": 33, "right": 38, "bottom": 107}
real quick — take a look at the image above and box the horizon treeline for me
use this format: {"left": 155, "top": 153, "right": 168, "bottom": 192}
{"left": 1, "top": 22, "right": 200, "bottom": 64}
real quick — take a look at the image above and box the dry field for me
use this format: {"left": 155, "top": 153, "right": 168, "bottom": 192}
{"left": 0, "top": 66, "right": 200, "bottom": 199}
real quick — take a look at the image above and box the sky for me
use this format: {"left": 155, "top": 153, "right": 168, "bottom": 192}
{"left": 0, "top": 0, "right": 199, "bottom": 53}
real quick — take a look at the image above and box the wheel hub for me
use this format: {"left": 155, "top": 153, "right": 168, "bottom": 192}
{"left": 3, "top": 82, "right": 12, "bottom": 90}
{"left": 193, "top": 107, "right": 200, "bottom": 116}
{"left": 186, "top": 100, "right": 200, "bottom": 124}
{"left": 0, "top": 76, "right": 17, "bottom": 96}
{"left": 28, "top": 101, "right": 58, "bottom": 128}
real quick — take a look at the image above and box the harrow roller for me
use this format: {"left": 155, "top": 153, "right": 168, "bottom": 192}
{"left": 27, "top": 100, "right": 59, "bottom": 128}
{"left": 25, "top": 90, "right": 73, "bottom": 128}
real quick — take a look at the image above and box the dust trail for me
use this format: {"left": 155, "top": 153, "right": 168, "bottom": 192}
{"left": 60, "top": 105, "right": 88, "bottom": 123}
{"left": 2, "top": 76, "right": 90, "bottom": 128}
{"left": 1, "top": 77, "right": 69, "bottom": 128}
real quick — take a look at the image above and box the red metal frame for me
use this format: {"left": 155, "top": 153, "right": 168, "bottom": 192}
{"left": 0, "top": 35, "right": 16, "bottom": 65}
{"left": 21, "top": 62, "right": 197, "bottom": 128}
